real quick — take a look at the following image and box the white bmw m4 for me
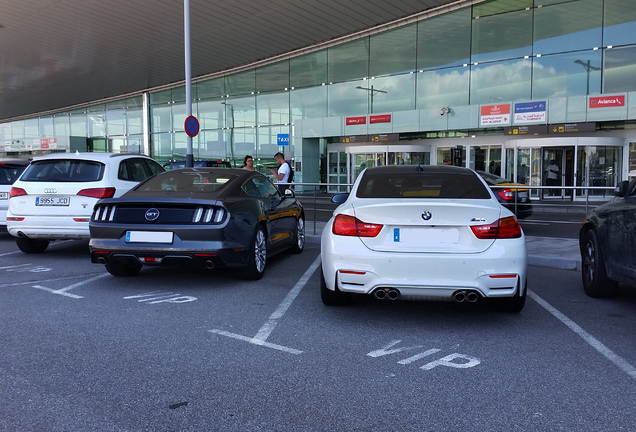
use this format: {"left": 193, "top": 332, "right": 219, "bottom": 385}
{"left": 320, "top": 165, "right": 528, "bottom": 312}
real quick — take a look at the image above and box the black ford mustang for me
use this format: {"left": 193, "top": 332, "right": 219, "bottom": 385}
{"left": 89, "top": 168, "right": 304, "bottom": 279}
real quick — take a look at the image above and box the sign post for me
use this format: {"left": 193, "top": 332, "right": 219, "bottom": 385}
{"left": 184, "top": 0, "right": 194, "bottom": 167}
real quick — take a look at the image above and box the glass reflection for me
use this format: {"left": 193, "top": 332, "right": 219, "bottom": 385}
{"left": 291, "top": 86, "right": 327, "bottom": 121}
{"left": 470, "top": 59, "right": 531, "bottom": 105}
{"left": 360, "top": 74, "right": 415, "bottom": 113}
{"left": 471, "top": 9, "right": 532, "bottom": 63}
{"left": 603, "top": 46, "right": 636, "bottom": 93}
{"left": 417, "top": 8, "right": 471, "bottom": 70}
{"left": 603, "top": 0, "right": 636, "bottom": 46}
{"left": 532, "top": 51, "right": 601, "bottom": 98}
{"left": 327, "top": 81, "right": 367, "bottom": 116}
{"left": 417, "top": 67, "right": 469, "bottom": 109}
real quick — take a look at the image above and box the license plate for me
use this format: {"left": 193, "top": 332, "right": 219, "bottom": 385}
{"left": 126, "top": 231, "right": 174, "bottom": 244}
{"left": 394, "top": 227, "right": 459, "bottom": 245}
{"left": 0, "top": 192, "right": 7, "bottom": 200}
{"left": 36, "top": 196, "right": 70, "bottom": 206}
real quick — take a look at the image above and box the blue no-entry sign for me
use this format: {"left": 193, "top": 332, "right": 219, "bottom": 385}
{"left": 184, "top": 115, "right": 200, "bottom": 137}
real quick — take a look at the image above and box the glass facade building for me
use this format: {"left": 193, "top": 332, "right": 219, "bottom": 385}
{"left": 2, "top": 0, "right": 636, "bottom": 199}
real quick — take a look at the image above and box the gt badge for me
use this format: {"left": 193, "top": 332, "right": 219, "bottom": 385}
{"left": 145, "top": 208, "right": 160, "bottom": 221}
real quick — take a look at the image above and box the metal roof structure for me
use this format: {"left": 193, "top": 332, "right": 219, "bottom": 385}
{"left": 0, "top": 0, "right": 475, "bottom": 122}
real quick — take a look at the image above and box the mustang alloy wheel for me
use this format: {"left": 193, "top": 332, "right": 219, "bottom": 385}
{"left": 244, "top": 225, "right": 267, "bottom": 280}
{"left": 581, "top": 229, "right": 617, "bottom": 297}
{"left": 289, "top": 216, "right": 305, "bottom": 254}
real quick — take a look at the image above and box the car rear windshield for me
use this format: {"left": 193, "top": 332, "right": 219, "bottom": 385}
{"left": 356, "top": 171, "right": 491, "bottom": 199}
{"left": 0, "top": 165, "right": 26, "bottom": 185}
{"left": 20, "top": 160, "right": 104, "bottom": 182}
{"left": 136, "top": 171, "right": 238, "bottom": 193}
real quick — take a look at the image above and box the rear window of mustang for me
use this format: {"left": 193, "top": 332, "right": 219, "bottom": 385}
{"left": 136, "top": 171, "right": 238, "bottom": 193}
{"left": 20, "top": 160, "right": 104, "bottom": 182}
{"left": 356, "top": 171, "right": 491, "bottom": 199}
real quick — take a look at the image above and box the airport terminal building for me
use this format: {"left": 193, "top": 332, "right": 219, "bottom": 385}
{"left": 1, "top": 0, "right": 635, "bottom": 200}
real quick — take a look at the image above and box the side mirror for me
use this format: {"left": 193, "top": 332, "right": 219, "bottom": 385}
{"left": 331, "top": 193, "right": 349, "bottom": 204}
{"left": 283, "top": 188, "right": 295, "bottom": 198}
{"left": 614, "top": 180, "right": 629, "bottom": 198}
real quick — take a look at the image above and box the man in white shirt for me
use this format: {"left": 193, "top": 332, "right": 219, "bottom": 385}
{"left": 270, "top": 152, "right": 291, "bottom": 194}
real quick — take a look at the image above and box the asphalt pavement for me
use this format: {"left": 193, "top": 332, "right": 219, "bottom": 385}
{"left": 304, "top": 221, "right": 581, "bottom": 271}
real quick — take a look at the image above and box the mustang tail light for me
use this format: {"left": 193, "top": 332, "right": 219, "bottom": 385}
{"left": 332, "top": 214, "right": 383, "bottom": 237}
{"left": 9, "top": 187, "right": 27, "bottom": 198}
{"left": 471, "top": 216, "right": 521, "bottom": 239}
{"left": 497, "top": 189, "right": 515, "bottom": 202}
{"left": 192, "top": 206, "right": 225, "bottom": 223}
{"left": 78, "top": 187, "right": 116, "bottom": 199}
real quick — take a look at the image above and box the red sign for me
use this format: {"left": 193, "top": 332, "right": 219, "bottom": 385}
{"left": 480, "top": 104, "right": 511, "bottom": 116}
{"left": 370, "top": 114, "right": 391, "bottom": 124}
{"left": 589, "top": 95, "right": 625, "bottom": 108}
{"left": 480, "top": 104, "right": 511, "bottom": 126}
{"left": 346, "top": 116, "right": 366, "bottom": 125}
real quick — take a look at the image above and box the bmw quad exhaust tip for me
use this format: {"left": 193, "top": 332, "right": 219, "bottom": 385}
{"left": 453, "top": 290, "right": 480, "bottom": 303}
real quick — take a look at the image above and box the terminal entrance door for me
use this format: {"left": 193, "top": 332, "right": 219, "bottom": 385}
{"left": 542, "top": 147, "right": 574, "bottom": 199}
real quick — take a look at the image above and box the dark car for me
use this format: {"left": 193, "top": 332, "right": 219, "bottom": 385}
{"left": 164, "top": 160, "right": 231, "bottom": 169}
{"left": 476, "top": 171, "right": 532, "bottom": 219}
{"left": 0, "top": 159, "right": 30, "bottom": 227}
{"left": 89, "top": 168, "right": 305, "bottom": 279}
{"left": 579, "top": 178, "right": 636, "bottom": 297}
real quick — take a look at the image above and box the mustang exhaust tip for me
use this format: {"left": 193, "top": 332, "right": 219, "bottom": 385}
{"left": 97, "top": 257, "right": 107, "bottom": 264}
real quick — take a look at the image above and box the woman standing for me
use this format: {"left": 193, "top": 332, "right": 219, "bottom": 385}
{"left": 243, "top": 155, "right": 256, "bottom": 171}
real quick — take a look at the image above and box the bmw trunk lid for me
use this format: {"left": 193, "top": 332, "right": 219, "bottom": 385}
{"left": 352, "top": 199, "right": 501, "bottom": 253}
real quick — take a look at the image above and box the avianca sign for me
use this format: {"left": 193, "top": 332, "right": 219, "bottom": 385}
{"left": 589, "top": 95, "right": 625, "bottom": 108}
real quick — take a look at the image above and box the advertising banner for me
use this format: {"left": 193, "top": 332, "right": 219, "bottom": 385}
{"left": 589, "top": 95, "right": 625, "bottom": 108}
{"left": 514, "top": 101, "right": 546, "bottom": 123}
{"left": 369, "top": 114, "right": 391, "bottom": 124}
{"left": 480, "top": 104, "right": 511, "bottom": 126}
{"left": 346, "top": 116, "right": 366, "bottom": 125}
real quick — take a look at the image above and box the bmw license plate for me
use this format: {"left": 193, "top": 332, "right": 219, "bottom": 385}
{"left": 0, "top": 192, "right": 7, "bottom": 200}
{"left": 36, "top": 196, "right": 70, "bottom": 206}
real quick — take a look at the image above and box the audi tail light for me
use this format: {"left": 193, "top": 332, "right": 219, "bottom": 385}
{"left": 9, "top": 187, "right": 27, "bottom": 198}
{"left": 332, "top": 214, "right": 383, "bottom": 237}
{"left": 471, "top": 216, "right": 521, "bottom": 239}
{"left": 78, "top": 187, "right": 116, "bottom": 199}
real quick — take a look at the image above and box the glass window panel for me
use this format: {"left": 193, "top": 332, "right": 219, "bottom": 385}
{"left": 369, "top": 25, "right": 416, "bottom": 77}
{"left": 24, "top": 118, "right": 38, "bottom": 139}
{"left": 11, "top": 121, "right": 24, "bottom": 141}
{"left": 533, "top": 0, "right": 602, "bottom": 55}
{"left": 224, "top": 96, "right": 256, "bottom": 128}
{"left": 126, "top": 134, "right": 143, "bottom": 155}
{"left": 290, "top": 86, "right": 327, "bottom": 121}
{"left": 603, "top": 45, "right": 636, "bottom": 93}
{"left": 1, "top": 123, "right": 11, "bottom": 141}
{"left": 328, "top": 81, "right": 368, "bottom": 116}
{"left": 417, "top": 66, "right": 470, "bottom": 109}
{"left": 150, "top": 104, "right": 172, "bottom": 133}
{"left": 417, "top": 8, "right": 471, "bottom": 70}
{"left": 171, "top": 86, "right": 186, "bottom": 103}
{"left": 232, "top": 127, "right": 256, "bottom": 165}
{"left": 604, "top": 0, "right": 636, "bottom": 47}
{"left": 471, "top": 9, "right": 532, "bottom": 63}
{"left": 199, "top": 129, "right": 229, "bottom": 161}
{"left": 39, "top": 116, "right": 54, "bottom": 137}
{"left": 87, "top": 106, "right": 106, "bottom": 137}
{"left": 290, "top": 51, "right": 327, "bottom": 88}
{"left": 256, "top": 61, "right": 289, "bottom": 93}
{"left": 171, "top": 102, "right": 187, "bottom": 132}
{"left": 53, "top": 113, "right": 70, "bottom": 138}
{"left": 258, "top": 126, "right": 290, "bottom": 162}
{"left": 196, "top": 77, "right": 225, "bottom": 100}
{"left": 69, "top": 110, "right": 87, "bottom": 137}
{"left": 470, "top": 59, "right": 532, "bottom": 104}
{"left": 126, "top": 105, "right": 143, "bottom": 135}
{"left": 532, "top": 51, "right": 601, "bottom": 98}
{"left": 106, "top": 101, "right": 126, "bottom": 136}
{"left": 534, "top": 0, "right": 570, "bottom": 5}
{"left": 197, "top": 99, "right": 225, "bottom": 130}
{"left": 473, "top": 0, "right": 532, "bottom": 18}
{"left": 328, "top": 39, "right": 369, "bottom": 83}
{"left": 150, "top": 89, "right": 172, "bottom": 105}
{"left": 150, "top": 132, "right": 173, "bottom": 162}
{"left": 225, "top": 70, "right": 255, "bottom": 96}
{"left": 257, "top": 92, "right": 289, "bottom": 126}
{"left": 362, "top": 74, "right": 415, "bottom": 113}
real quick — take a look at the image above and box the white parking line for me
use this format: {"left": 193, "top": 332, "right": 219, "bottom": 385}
{"left": 32, "top": 273, "right": 110, "bottom": 299}
{"left": 529, "top": 290, "right": 636, "bottom": 381}
{"left": 210, "top": 254, "right": 321, "bottom": 355}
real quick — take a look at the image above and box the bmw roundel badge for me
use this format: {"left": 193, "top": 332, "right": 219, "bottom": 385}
{"left": 145, "top": 208, "right": 160, "bottom": 221}
{"left": 421, "top": 211, "right": 432, "bottom": 221}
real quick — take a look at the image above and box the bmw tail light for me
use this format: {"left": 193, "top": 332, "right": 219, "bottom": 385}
{"left": 332, "top": 214, "right": 383, "bottom": 237}
{"left": 78, "top": 187, "right": 116, "bottom": 199}
{"left": 471, "top": 216, "right": 521, "bottom": 239}
{"left": 9, "top": 187, "right": 27, "bottom": 198}
{"left": 497, "top": 189, "right": 515, "bottom": 202}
